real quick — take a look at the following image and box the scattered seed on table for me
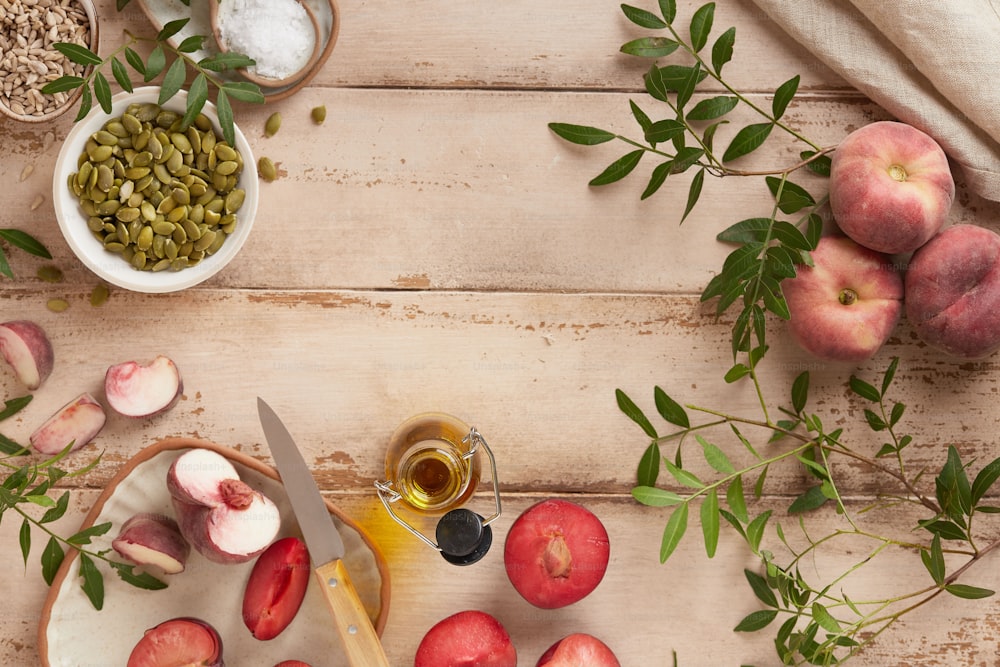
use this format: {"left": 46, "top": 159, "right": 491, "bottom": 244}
{"left": 90, "top": 283, "right": 109, "bottom": 307}
{"left": 37, "top": 265, "right": 64, "bottom": 283}
{"left": 258, "top": 156, "right": 277, "bottom": 182}
{"left": 30, "top": 194, "right": 45, "bottom": 211}
{"left": 311, "top": 105, "right": 326, "bottom": 124}
{"left": 46, "top": 298, "right": 69, "bottom": 313}
{"left": 264, "top": 112, "right": 281, "bottom": 137}
{"left": 19, "top": 164, "right": 34, "bottom": 182}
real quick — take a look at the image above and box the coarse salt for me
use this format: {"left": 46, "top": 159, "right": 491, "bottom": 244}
{"left": 216, "top": 0, "right": 316, "bottom": 81}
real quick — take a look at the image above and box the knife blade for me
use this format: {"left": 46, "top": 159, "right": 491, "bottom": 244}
{"left": 257, "top": 397, "right": 389, "bottom": 667}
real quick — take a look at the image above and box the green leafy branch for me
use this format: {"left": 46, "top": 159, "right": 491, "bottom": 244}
{"left": 42, "top": 17, "right": 264, "bottom": 147}
{"left": 2, "top": 397, "right": 165, "bottom": 610}
{"left": 619, "top": 358, "right": 1000, "bottom": 665}
{"left": 549, "top": 1, "right": 837, "bottom": 361}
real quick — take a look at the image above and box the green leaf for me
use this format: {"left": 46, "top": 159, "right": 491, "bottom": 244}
{"left": 93, "top": 71, "right": 112, "bottom": 114}
{"left": 659, "top": 0, "right": 677, "bottom": 23}
{"left": 40, "top": 491, "right": 70, "bottom": 524}
{"left": 700, "top": 488, "right": 720, "bottom": 557}
{"left": 812, "top": 602, "right": 842, "bottom": 633}
{"left": 727, "top": 475, "right": 749, "bottom": 523}
{"left": 177, "top": 34, "right": 205, "bottom": 53}
{"left": 67, "top": 521, "right": 113, "bottom": 546}
{"left": 724, "top": 363, "right": 751, "bottom": 383}
{"left": 645, "top": 119, "right": 686, "bottom": 145}
{"left": 78, "top": 553, "right": 104, "bottom": 610}
{"left": 19, "top": 518, "right": 30, "bottom": 567}
{"left": 772, "top": 75, "right": 800, "bottom": 120}
{"left": 40, "top": 75, "right": 85, "bottom": 94}
{"left": 181, "top": 73, "right": 209, "bottom": 130}
{"left": 158, "top": 57, "right": 187, "bottom": 106}
{"left": 0, "top": 395, "right": 32, "bottom": 421}
{"left": 936, "top": 445, "right": 972, "bottom": 521}
{"left": 804, "top": 150, "right": 833, "bottom": 177}
{"left": 629, "top": 100, "right": 652, "bottom": 134}
{"left": 671, "top": 147, "right": 704, "bottom": 173}
{"left": 699, "top": 436, "right": 735, "bottom": 474}
{"left": 971, "top": 456, "right": 1000, "bottom": 505}
{"left": 111, "top": 57, "right": 133, "bottom": 93}
{"left": 53, "top": 42, "right": 102, "bottom": 66}
{"left": 945, "top": 584, "right": 995, "bottom": 600}
{"left": 654, "top": 386, "right": 689, "bottom": 428}
{"left": 616, "top": 388, "right": 658, "bottom": 438}
{"left": 199, "top": 52, "right": 256, "bottom": 72}
{"left": 663, "top": 457, "right": 704, "bottom": 489}
{"left": 711, "top": 26, "right": 735, "bottom": 75}
{"left": 215, "top": 89, "right": 235, "bottom": 147}
{"left": 920, "top": 519, "right": 967, "bottom": 541}
{"left": 717, "top": 217, "right": 772, "bottom": 244}
{"left": 675, "top": 62, "right": 701, "bottom": 110}
{"left": 791, "top": 371, "right": 809, "bottom": 413}
{"left": 633, "top": 485, "right": 684, "bottom": 507}
{"left": 788, "top": 485, "right": 829, "bottom": 514}
{"left": 864, "top": 408, "right": 887, "bottom": 432}
{"left": 689, "top": 3, "right": 716, "bottom": 53}
{"left": 734, "top": 609, "right": 777, "bottom": 632}
{"left": 144, "top": 44, "right": 166, "bottom": 82}
{"left": 620, "top": 36, "right": 680, "bottom": 58}
{"left": 687, "top": 95, "right": 739, "bottom": 121}
{"left": 110, "top": 562, "right": 168, "bottom": 590}
{"left": 849, "top": 376, "right": 881, "bottom": 402}
{"left": 746, "top": 510, "right": 771, "bottom": 552}
{"left": 589, "top": 149, "right": 644, "bottom": 186}
{"left": 621, "top": 4, "right": 668, "bottom": 28}
{"left": 641, "top": 161, "right": 672, "bottom": 200}
{"left": 124, "top": 47, "right": 145, "bottom": 76}
{"left": 548, "top": 123, "right": 616, "bottom": 146}
{"left": 637, "top": 442, "right": 661, "bottom": 487}
{"left": 660, "top": 502, "right": 689, "bottom": 563}
{"left": 219, "top": 81, "right": 265, "bottom": 104}
{"left": 745, "top": 569, "right": 778, "bottom": 607}
{"left": 0, "top": 434, "right": 27, "bottom": 456}
{"left": 723, "top": 122, "right": 773, "bottom": 163}
{"left": 40, "top": 536, "right": 64, "bottom": 586}
{"left": 881, "top": 356, "right": 899, "bottom": 394}
{"left": 0, "top": 230, "right": 51, "bottom": 259}
{"left": 681, "top": 168, "right": 705, "bottom": 223}
{"left": 875, "top": 443, "right": 898, "bottom": 458}
{"left": 74, "top": 85, "right": 91, "bottom": 121}
{"left": 921, "top": 534, "right": 945, "bottom": 586}
{"left": 765, "top": 177, "right": 816, "bottom": 214}
{"left": 156, "top": 17, "right": 189, "bottom": 42}
{"left": 25, "top": 494, "right": 56, "bottom": 507}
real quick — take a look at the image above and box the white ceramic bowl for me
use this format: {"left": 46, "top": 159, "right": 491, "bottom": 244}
{"left": 52, "top": 87, "right": 258, "bottom": 293}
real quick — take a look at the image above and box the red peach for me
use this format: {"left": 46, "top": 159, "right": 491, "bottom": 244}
{"left": 0, "top": 320, "right": 54, "bottom": 390}
{"left": 127, "top": 617, "right": 223, "bottom": 667}
{"left": 536, "top": 633, "right": 621, "bottom": 667}
{"left": 905, "top": 224, "right": 1000, "bottom": 358}
{"left": 504, "top": 498, "right": 610, "bottom": 609}
{"left": 242, "top": 537, "right": 311, "bottom": 640}
{"left": 414, "top": 610, "right": 517, "bottom": 667}
{"left": 830, "top": 121, "right": 954, "bottom": 254}
{"left": 782, "top": 236, "right": 903, "bottom": 363}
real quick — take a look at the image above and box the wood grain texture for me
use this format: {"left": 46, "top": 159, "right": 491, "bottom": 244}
{"left": 2, "top": 0, "right": 999, "bottom": 664}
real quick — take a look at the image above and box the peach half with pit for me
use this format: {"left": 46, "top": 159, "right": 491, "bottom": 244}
{"left": 782, "top": 236, "right": 903, "bottom": 363}
{"left": 830, "top": 120, "right": 954, "bottom": 254}
{"left": 905, "top": 224, "right": 1000, "bottom": 359}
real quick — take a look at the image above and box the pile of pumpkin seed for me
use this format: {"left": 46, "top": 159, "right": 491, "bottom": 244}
{"left": 67, "top": 102, "right": 247, "bottom": 272}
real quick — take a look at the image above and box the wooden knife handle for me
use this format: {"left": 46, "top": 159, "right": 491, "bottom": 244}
{"left": 314, "top": 559, "right": 390, "bottom": 667}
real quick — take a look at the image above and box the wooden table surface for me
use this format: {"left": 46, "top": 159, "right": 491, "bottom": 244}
{"left": 3, "top": 0, "right": 999, "bottom": 665}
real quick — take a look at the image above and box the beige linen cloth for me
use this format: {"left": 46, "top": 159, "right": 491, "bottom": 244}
{"left": 749, "top": 0, "right": 1000, "bottom": 202}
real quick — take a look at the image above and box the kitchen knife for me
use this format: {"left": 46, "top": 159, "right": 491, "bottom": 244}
{"left": 257, "top": 397, "right": 389, "bottom": 667}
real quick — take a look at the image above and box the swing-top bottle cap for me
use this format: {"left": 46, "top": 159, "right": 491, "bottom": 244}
{"left": 435, "top": 508, "right": 492, "bottom": 565}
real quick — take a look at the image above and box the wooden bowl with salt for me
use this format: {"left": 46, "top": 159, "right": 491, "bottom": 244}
{"left": 209, "top": 0, "right": 323, "bottom": 89}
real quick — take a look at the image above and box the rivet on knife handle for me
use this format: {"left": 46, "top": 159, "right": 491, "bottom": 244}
{"left": 315, "top": 559, "right": 389, "bottom": 666}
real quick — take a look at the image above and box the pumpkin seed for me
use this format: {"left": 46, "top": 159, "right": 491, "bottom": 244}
{"left": 264, "top": 112, "right": 281, "bottom": 137}
{"left": 311, "top": 105, "right": 327, "bottom": 124}
{"left": 37, "top": 265, "right": 64, "bottom": 283}
{"left": 46, "top": 298, "right": 70, "bottom": 313}
{"left": 90, "top": 283, "right": 110, "bottom": 307}
{"left": 258, "top": 156, "right": 277, "bottom": 182}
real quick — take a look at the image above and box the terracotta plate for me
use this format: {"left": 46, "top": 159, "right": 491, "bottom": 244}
{"left": 133, "top": 0, "right": 340, "bottom": 102}
{"left": 37, "top": 437, "right": 390, "bottom": 666}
